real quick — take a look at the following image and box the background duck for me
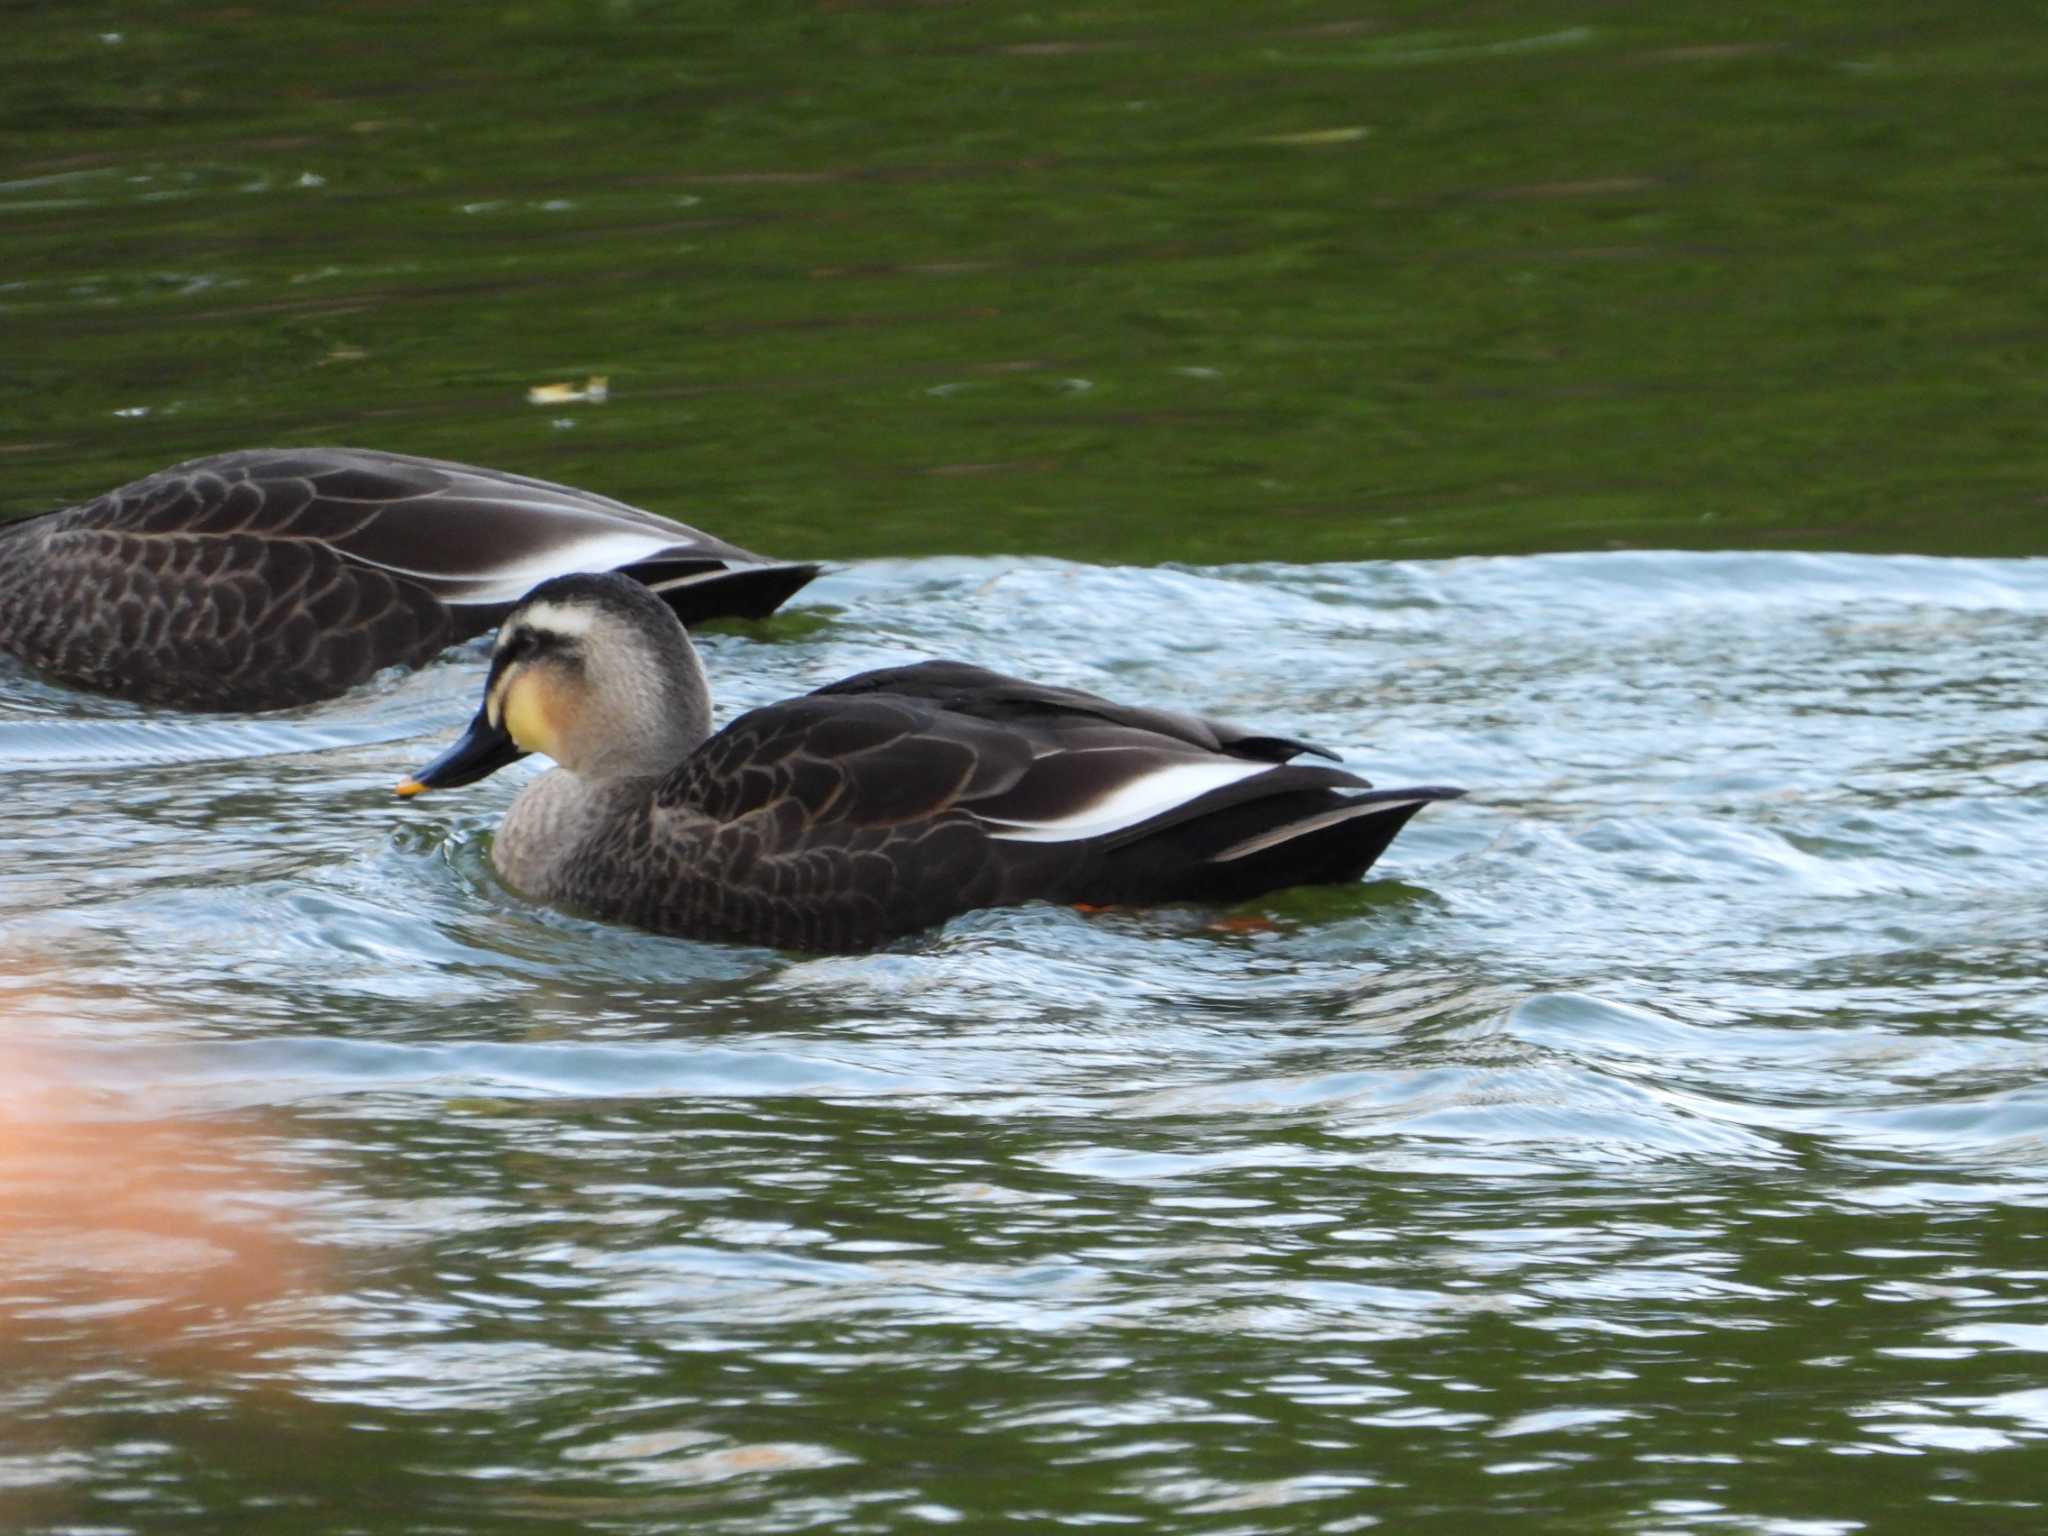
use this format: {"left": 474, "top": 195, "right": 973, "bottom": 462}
{"left": 0, "top": 447, "right": 818, "bottom": 711}
{"left": 397, "top": 572, "right": 1463, "bottom": 953}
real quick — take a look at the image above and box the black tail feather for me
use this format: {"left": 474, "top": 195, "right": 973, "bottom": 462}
{"left": 1202, "top": 787, "right": 1462, "bottom": 900}
{"left": 1094, "top": 785, "right": 1464, "bottom": 906}
{"left": 641, "top": 562, "right": 823, "bottom": 626}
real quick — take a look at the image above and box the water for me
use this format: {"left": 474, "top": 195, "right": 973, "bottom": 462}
{"left": 8, "top": 0, "right": 2048, "bottom": 1526}
{"left": 4, "top": 552, "right": 2047, "bottom": 1532}
{"left": 8, "top": 4, "right": 2048, "bottom": 562}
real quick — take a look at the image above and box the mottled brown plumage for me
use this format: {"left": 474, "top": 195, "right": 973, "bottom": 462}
{"left": 0, "top": 448, "right": 817, "bottom": 710}
{"left": 400, "top": 573, "right": 1463, "bottom": 953}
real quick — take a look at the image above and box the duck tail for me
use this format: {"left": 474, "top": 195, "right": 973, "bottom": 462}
{"left": 639, "top": 561, "right": 823, "bottom": 625}
{"left": 1101, "top": 782, "right": 1464, "bottom": 905}
{"left": 1209, "top": 784, "right": 1464, "bottom": 890}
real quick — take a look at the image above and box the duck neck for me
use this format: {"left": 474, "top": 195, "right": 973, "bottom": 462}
{"left": 494, "top": 768, "right": 644, "bottom": 901}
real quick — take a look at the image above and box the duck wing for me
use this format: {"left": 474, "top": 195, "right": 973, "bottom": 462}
{"left": 0, "top": 465, "right": 454, "bottom": 711}
{"left": 0, "top": 448, "right": 816, "bottom": 709}
{"left": 584, "top": 665, "right": 1459, "bottom": 951}
{"left": 247, "top": 448, "right": 815, "bottom": 613}
{"left": 76, "top": 447, "right": 815, "bottom": 614}
{"left": 813, "top": 659, "right": 1343, "bottom": 763}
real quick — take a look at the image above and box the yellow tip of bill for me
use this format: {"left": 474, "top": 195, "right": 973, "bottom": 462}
{"left": 394, "top": 778, "right": 430, "bottom": 798}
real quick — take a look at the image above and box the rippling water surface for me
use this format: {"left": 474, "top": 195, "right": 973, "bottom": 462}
{"left": 4, "top": 551, "right": 2045, "bottom": 1532}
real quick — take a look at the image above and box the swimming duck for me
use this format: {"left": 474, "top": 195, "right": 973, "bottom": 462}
{"left": 0, "top": 447, "right": 817, "bottom": 711}
{"left": 396, "top": 572, "right": 1463, "bottom": 953}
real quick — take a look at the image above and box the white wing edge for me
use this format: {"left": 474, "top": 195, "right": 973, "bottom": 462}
{"left": 362, "top": 528, "right": 716, "bottom": 604}
{"left": 982, "top": 759, "right": 1274, "bottom": 844}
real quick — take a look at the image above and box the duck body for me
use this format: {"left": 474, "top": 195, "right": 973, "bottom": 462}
{"left": 0, "top": 447, "right": 817, "bottom": 711}
{"left": 518, "top": 665, "right": 1461, "bottom": 952}
{"left": 401, "top": 574, "right": 1463, "bottom": 953}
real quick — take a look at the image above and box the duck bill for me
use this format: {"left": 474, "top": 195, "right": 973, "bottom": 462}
{"left": 395, "top": 706, "right": 529, "bottom": 797}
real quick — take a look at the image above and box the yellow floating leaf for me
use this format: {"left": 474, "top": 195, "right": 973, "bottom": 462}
{"left": 1254, "top": 126, "right": 1371, "bottom": 146}
{"left": 525, "top": 375, "right": 610, "bottom": 405}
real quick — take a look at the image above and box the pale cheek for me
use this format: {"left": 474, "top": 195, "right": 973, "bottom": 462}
{"left": 503, "top": 677, "right": 561, "bottom": 761}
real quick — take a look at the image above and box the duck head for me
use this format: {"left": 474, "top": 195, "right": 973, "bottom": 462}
{"left": 397, "top": 572, "right": 712, "bottom": 796}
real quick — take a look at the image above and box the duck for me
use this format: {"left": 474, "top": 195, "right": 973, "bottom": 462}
{"left": 395, "top": 571, "right": 1464, "bottom": 953}
{"left": 0, "top": 447, "right": 818, "bottom": 711}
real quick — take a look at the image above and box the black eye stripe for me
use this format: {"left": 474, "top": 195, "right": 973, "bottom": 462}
{"left": 497, "top": 625, "right": 578, "bottom": 665}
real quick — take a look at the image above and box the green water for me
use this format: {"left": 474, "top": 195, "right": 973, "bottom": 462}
{"left": 5, "top": 5, "right": 2048, "bottom": 1535}
{"left": 7, "top": 2, "right": 2046, "bottom": 562}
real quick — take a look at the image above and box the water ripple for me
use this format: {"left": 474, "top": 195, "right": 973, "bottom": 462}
{"left": 7, "top": 551, "right": 2048, "bottom": 1531}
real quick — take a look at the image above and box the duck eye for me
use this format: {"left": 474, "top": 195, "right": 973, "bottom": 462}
{"left": 497, "top": 625, "right": 555, "bottom": 666}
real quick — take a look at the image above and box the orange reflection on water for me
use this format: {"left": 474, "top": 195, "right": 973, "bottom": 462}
{"left": 0, "top": 1044, "right": 326, "bottom": 1368}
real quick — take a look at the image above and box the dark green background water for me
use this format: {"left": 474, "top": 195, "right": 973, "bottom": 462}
{"left": 7, "top": 1, "right": 2045, "bottom": 561}
{"left": 6, "top": 6, "right": 2048, "bottom": 1536}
